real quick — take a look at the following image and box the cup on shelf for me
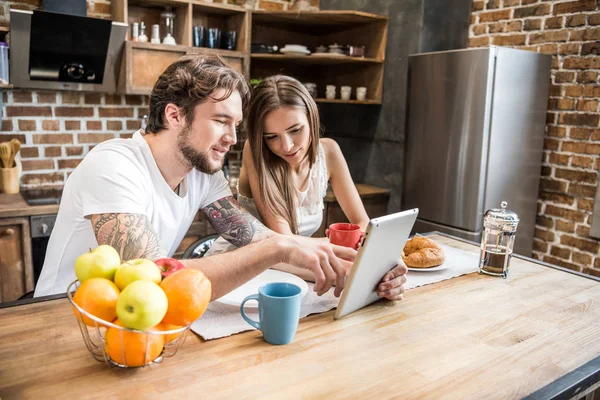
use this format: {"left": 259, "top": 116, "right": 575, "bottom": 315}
{"left": 222, "top": 31, "right": 237, "bottom": 50}
{"left": 193, "top": 26, "right": 207, "bottom": 47}
{"left": 207, "top": 28, "right": 221, "bottom": 49}
{"left": 325, "top": 85, "right": 336, "bottom": 100}
{"left": 341, "top": 85, "right": 352, "bottom": 101}
{"left": 303, "top": 82, "right": 317, "bottom": 98}
{"left": 356, "top": 86, "right": 367, "bottom": 101}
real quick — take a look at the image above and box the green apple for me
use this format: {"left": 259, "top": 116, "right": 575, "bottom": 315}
{"left": 116, "top": 280, "right": 168, "bottom": 331}
{"left": 114, "top": 259, "right": 162, "bottom": 290}
{"left": 74, "top": 245, "right": 121, "bottom": 282}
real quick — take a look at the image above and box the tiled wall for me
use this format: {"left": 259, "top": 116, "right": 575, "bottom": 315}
{"left": 469, "top": 0, "right": 600, "bottom": 277}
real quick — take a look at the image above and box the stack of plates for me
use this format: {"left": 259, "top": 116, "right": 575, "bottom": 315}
{"left": 280, "top": 44, "right": 311, "bottom": 56}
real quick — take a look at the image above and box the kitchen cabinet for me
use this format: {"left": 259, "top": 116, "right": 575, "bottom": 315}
{"left": 113, "top": 0, "right": 249, "bottom": 94}
{"left": 111, "top": 2, "right": 387, "bottom": 104}
{"left": 0, "top": 217, "right": 33, "bottom": 302}
{"left": 250, "top": 11, "right": 387, "bottom": 104}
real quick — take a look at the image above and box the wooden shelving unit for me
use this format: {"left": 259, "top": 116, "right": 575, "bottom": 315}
{"left": 112, "top": 3, "right": 388, "bottom": 104}
{"left": 251, "top": 54, "right": 383, "bottom": 65}
{"left": 113, "top": 0, "right": 249, "bottom": 94}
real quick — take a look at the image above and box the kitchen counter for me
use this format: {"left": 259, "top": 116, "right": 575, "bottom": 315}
{"left": 1, "top": 233, "right": 599, "bottom": 399}
{"left": 324, "top": 183, "right": 390, "bottom": 202}
{"left": 0, "top": 193, "right": 59, "bottom": 218}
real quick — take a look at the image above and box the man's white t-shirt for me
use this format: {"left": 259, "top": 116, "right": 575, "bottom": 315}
{"left": 34, "top": 130, "right": 231, "bottom": 297}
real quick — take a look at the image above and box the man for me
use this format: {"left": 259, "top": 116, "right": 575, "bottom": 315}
{"left": 35, "top": 55, "right": 407, "bottom": 302}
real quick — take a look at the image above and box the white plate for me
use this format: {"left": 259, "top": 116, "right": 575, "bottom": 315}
{"left": 215, "top": 269, "right": 309, "bottom": 308}
{"left": 280, "top": 48, "right": 311, "bottom": 55}
{"left": 407, "top": 264, "right": 449, "bottom": 272}
{"left": 282, "top": 44, "right": 308, "bottom": 51}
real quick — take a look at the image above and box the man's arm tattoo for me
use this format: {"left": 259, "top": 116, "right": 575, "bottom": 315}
{"left": 90, "top": 213, "right": 166, "bottom": 261}
{"left": 202, "top": 196, "right": 272, "bottom": 247}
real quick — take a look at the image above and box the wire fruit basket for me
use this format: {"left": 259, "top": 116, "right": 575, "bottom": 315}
{"left": 67, "top": 280, "right": 190, "bottom": 368}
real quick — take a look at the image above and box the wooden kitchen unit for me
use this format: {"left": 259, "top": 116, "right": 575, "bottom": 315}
{"left": 111, "top": 2, "right": 387, "bottom": 104}
{"left": 1, "top": 234, "right": 599, "bottom": 399}
{"left": 0, "top": 194, "right": 58, "bottom": 302}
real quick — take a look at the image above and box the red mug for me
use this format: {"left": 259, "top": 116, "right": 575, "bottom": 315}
{"left": 326, "top": 223, "right": 362, "bottom": 249}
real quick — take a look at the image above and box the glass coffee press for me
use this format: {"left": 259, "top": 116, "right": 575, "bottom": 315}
{"left": 479, "top": 201, "right": 519, "bottom": 279}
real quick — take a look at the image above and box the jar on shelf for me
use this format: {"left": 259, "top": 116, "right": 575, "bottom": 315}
{"left": 160, "top": 7, "right": 176, "bottom": 45}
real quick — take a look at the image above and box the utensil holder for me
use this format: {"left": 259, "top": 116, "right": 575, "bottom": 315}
{"left": 0, "top": 156, "right": 21, "bottom": 194}
{"left": 0, "top": 167, "right": 19, "bottom": 194}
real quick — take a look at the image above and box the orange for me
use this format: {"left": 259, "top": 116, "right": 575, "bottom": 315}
{"left": 72, "top": 278, "right": 120, "bottom": 326}
{"left": 105, "top": 319, "right": 164, "bottom": 367}
{"left": 160, "top": 269, "right": 212, "bottom": 326}
{"left": 158, "top": 323, "right": 185, "bottom": 344}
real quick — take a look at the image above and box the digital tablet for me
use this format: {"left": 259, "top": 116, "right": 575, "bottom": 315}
{"left": 334, "top": 208, "right": 419, "bottom": 319}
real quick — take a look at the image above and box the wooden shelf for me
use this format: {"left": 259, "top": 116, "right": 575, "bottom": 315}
{"left": 130, "top": 41, "right": 189, "bottom": 52}
{"left": 191, "top": 1, "right": 246, "bottom": 15}
{"left": 113, "top": 3, "right": 386, "bottom": 103}
{"left": 315, "top": 98, "right": 381, "bottom": 105}
{"left": 0, "top": 26, "right": 9, "bottom": 32}
{"left": 129, "top": 41, "right": 244, "bottom": 57}
{"left": 251, "top": 10, "right": 387, "bottom": 26}
{"left": 0, "top": 84, "right": 13, "bottom": 89}
{"left": 128, "top": 0, "right": 191, "bottom": 6}
{"left": 251, "top": 54, "right": 382, "bottom": 65}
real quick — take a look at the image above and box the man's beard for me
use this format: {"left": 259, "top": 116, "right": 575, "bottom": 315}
{"left": 177, "top": 125, "right": 224, "bottom": 175}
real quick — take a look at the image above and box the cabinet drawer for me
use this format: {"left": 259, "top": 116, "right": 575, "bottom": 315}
{"left": 0, "top": 218, "right": 34, "bottom": 302}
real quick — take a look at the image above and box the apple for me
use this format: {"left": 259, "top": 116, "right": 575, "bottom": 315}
{"left": 114, "top": 259, "right": 162, "bottom": 290}
{"left": 116, "top": 280, "right": 168, "bottom": 331}
{"left": 74, "top": 245, "right": 121, "bottom": 282}
{"left": 155, "top": 257, "right": 186, "bottom": 279}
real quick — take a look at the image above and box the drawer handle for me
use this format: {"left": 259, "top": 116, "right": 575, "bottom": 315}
{"left": 3, "top": 228, "right": 15, "bottom": 237}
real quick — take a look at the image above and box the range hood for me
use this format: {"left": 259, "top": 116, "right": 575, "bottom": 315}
{"left": 10, "top": 9, "right": 127, "bottom": 92}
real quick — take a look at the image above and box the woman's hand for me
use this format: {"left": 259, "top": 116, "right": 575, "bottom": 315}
{"left": 376, "top": 259, "right": 408, "bottom": 300}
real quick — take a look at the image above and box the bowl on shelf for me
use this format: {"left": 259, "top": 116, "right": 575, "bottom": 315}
{"left": 251, "top": 43, "right": 278, "bottom": 53}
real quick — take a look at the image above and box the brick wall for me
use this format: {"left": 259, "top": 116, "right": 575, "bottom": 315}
{"left": 0, "top": 0, "right": 319, "bottom": 193}
{"left": 470, "top": 0, "right": 600, "bottom": 277}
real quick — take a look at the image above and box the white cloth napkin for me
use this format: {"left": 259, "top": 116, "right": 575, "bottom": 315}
{"left": 191, "top": 242, "right": 479, "bottom": 340}
{"left": 405, "top": 243, "right": 480, "bottom": 289}
{"left": 191, "top": 283, "right": 340, "bottom": 340}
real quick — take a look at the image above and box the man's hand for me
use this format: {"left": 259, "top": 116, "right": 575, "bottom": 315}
{"left": 277, "top": 235, "right": 356, "bottom": 297}
{"left": 377, "top": 259, "right": 408, "bottom": 300}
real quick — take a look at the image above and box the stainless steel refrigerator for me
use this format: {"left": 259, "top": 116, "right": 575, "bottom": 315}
{"left": 403, "top": 46, "right": 551, "bottom": 256}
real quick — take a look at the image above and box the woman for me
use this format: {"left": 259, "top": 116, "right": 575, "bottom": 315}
{"left": 207, "top": 75, "right": 406, "bottom": 300}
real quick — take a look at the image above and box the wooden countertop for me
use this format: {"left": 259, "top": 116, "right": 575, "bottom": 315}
{"left": 1, "top": 234, "right": 599, "bottom": 399}
{"left": 0, "top": 184, "right": 389, "bottom": 217}
{"left": 325, "top": 183, "right": 390, "bottom": 202}
{"left": 0, "top": 193, "right": 59, "bottom": 218}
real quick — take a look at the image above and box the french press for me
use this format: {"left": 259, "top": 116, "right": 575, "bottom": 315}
{"left": 479, "top": 201, "right": 519, "bottom": 279}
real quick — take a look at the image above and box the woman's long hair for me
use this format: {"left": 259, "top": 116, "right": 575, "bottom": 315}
{"left": 247, "top": 75, "right": 320, "bottom": 234}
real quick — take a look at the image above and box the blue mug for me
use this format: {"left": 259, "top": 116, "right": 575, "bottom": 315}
{"left": 240, "top": 282, "right": 302, "bottom": 345}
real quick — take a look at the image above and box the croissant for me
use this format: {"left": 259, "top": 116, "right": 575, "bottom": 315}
{"left": 402, "top": 237, "right": 445, "bottom": 269}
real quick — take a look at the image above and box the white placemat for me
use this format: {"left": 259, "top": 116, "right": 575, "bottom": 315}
{"left": 191, "top": 242, "right": 480, "bottom": 340}
{"left": 405, "top": 243, "right": 480, "bottom": 289}
{"left": 191, "top": 284, "right": 339, "bottom": 340}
